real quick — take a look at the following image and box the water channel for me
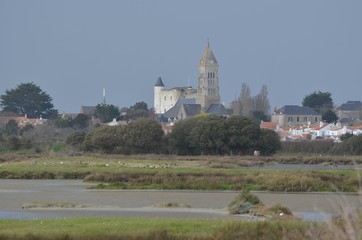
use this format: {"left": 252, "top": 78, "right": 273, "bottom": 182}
{"left": 0, "top": 179, "right": 360, "bottom": 221}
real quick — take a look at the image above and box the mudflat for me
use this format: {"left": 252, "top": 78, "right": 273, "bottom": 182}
{"left": 0, "top": 179, "right": 360, "bottom": 220}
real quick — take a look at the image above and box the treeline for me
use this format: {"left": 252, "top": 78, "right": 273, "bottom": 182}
{"left": 67, "top": 115, "right": 281, "bottom": 156}
{"left": 2, "top": 112, "right": 362, "bottom": 156}
{"left": 281, "top": 135, "right": 362, "bottom": 155}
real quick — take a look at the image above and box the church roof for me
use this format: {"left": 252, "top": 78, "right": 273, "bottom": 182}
{"left": 340, "top": 101, "right": 362, "bottom": 111}
{"left": 154, "top": 77, "right": 165, "bottom": 87}
{"left": 199, "top": 42, "right": 218, "bottom": 65}
{"left": 206, "top": 103, "right": 228, "bottom": 116}
{"left": 163, "top": 98, "right": 196, "bottom": 119}
{"left": 182, "top": 104, "right": 201, "bottom": 117}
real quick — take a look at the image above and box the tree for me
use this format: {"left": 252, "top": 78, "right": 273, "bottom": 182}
{"left": 168, "top": 116, "right": 200, "bottom": 155}
{"left": 66, "top": 131, "right": 86, "bottom": 148}
{"left": 72, "top": 114, "right": 90, "bottom": 129}
{"left": 322, "top": 109, "right": 338, "bottom": 123}
{"left": 302, "top": 91, "right": 334, "bottom": 114}
{"left": 258, "top": 129, "right": 281, "bottom": 155}
{"left": 0, "top": 82, "right": 58, "bottom": 118}
{"left": 239, "top": 83, "right": 253, "bottom": 118}
{"left": 3, "top": 119, "right": 19, "bottom": 136}
{"left": 84, "top": 125, "right": 125, "bottom": 153}
{"left": 188, "top": 115, "right": 227, "bottom": 154}
{"left": 125, "top": 101, "right": 150, "bottom": 120}
{"left": 234, "top": 84, "right": 271, "bottom": 121}
{"left": 253, "top": 85, "right": 270, "bottom": 115}
{"left": 226, "top": 116, "right": 258, "bottom": 154}
{"left": 346, "top": 134, "right": 362, "bottom": 155}
{"left": 123, "top": 118, "right": 164, "bottom": 154}
{"left": 94, "top": 103, "right": 120, "bottom": 123}
{"left": 130, "top": 101, "right": 148, "bottom": 111}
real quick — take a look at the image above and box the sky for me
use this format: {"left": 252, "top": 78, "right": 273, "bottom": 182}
{"left": 1, "top": 0, "right": 361, "bottom": 113}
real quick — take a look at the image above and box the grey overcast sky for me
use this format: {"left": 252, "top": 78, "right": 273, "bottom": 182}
{"left": 1, "top": 0, "right": 361, "bottom": 113}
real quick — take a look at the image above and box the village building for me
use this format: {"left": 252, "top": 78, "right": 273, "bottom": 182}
{"left": 271, "top": 105, "right": 322, "bottom": 127}
{"left": 336, "top": 101, "right": 362, "bottom": 125}
{"left": 154, "top": 43, "right": 227, "bottom": 121}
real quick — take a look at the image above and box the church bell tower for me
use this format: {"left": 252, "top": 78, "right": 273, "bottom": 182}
{"left": 196, "top": 42, "right": 220, "bottom": 111}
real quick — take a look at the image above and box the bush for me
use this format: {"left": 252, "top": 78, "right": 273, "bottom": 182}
{"left": 5, "top": 136, "right": 20, "bottom": 150}
{"left": 346, "top": 134, "right": 362, "bottom": 155}
{"left": 228, "top": 190, "right": 261, "bottom": 214}
{"left": 268, "top": 204, "right": 292, "bottom": 215}
{"left": 66, "top": 131, "right": 86, "bottom": 148}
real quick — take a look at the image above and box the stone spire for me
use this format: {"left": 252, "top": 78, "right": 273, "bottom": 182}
{"left": 199, "top": 42, "right": 218, "bottom": 65}
{"left": 197, "top": 42, "right": 220, "bottom": 111}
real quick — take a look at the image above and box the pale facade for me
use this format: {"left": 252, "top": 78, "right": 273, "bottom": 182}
{"left": 154, "top": 43, "right": 220, "bottom": 115}
{"left": 271, "top": 105, "right": 322, "bottom": 127}
{"left": 196, "top": 42, "right": 220, "bottom": 111}
{"left": 153, "top": 76, "right": 197, "bottom": 114}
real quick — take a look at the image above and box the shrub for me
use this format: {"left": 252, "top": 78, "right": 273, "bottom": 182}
{"left": 5, "top": 136, "right": 20, "bottom": 150}
{"left": 228, "top": 190, "right": 261, "bottom": 214}
{"left": 346, "top": 134, "right": 362, "bottom": 155}
{"left": 268, "top": 204, "right": 292, "bottom": 215}
{"left": 66, "top": 131, "right": 86, "bottom": 148}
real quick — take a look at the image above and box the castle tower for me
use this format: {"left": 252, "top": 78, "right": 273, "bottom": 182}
{"left": 196, "top": 42, "right": 220, "bottom": 111}
{"left": 154, "top": 76, "right": 165, "bottom": 114}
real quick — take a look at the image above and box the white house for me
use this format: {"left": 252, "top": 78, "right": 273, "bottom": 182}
{"left": 309, "top": 122, "right": 334, "bottom": 137}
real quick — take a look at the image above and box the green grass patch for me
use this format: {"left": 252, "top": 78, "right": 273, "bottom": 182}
{"left": 0, "top": 217, "right": 358, "bottom": 240}
{"left": 0, "top": 218, "right": 225, "bottom": 238}
{"left": 85, "top": 169, "right": 361, "bottom": 192}
{"left": 1, "top": 155, "right": 361, "bottom": 192}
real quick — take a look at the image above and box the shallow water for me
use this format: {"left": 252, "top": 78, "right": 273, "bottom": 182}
{"left": 0, "top": 179, "right": 360, "bottom": 221}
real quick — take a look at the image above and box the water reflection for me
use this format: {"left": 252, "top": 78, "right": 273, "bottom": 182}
{"left": 295, "top": 212, "right": 333, "bottom": 222}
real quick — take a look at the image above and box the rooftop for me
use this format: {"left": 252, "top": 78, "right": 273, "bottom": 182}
{"left": 274, "top": 105, "right": 320, "bottom": 116}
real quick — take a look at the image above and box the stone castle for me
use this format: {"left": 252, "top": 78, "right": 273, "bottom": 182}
{"left": 154, "top": 43, "right": 226, "bottom": 120}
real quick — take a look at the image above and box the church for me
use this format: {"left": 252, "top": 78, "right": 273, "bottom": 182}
{"left": 154, "top": 43, "right": 228, "bottom": 121}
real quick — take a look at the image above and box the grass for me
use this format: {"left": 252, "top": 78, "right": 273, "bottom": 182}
{"left": 0, "top": 218, "right": 225, "bottom": 238}
{"left": 0, "top": 217, "right": 360, "bottom": 240}
{"left": 0, "top": 154, "right": 361, "bottom": 191}
{"left": 86, "top": 169, "right": 360, "bottom": 192}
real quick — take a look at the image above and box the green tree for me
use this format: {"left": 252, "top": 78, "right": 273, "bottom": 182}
{"left": 168, "top": 117, "right": 200, "bottom": 155}
{"left": 94, "top": 103, "right": 120, "bottom": 123}
{"left": 125, "top": 101, "right": 149, "bottom": 120}
{"left": 238, "top": 124, "right": 262, "bottom": 154}
{"left": 225, "top": 116, "right": 260, "bottom": 155}
{"left": 3, "top": 119, "right": 19, "bottom": 136}
{"left": 123, "top": 118, "right": 164, "bottom": 154}
{"left": 5, "top": 136, "right": 21, "bottom": 150}
{"left": 322, "top": 109, "right": 338, "bottom": 123}
{"left": 66, "top": 131, "right": 87, "bottom": 149}
{"left": 346, "top": 134, "right": 362, "bottom": 155}
{"left": 54, "top": 116, "right": 73, "bottom": 128}
{"left": 188, "top": 115, "right": 227, "bottom": 154}
{"left": 130, "top": 101, "right": 148, "bottom": 111}
{"left": 0, "top": 82, "right": 58, "bottom": 118}
{"left": 258, "top": 129, "right": 281, "bottom": 155}
{"left": 302, "top": 91, "right": 334, "bottom": 114}
{"left": 85, "top": 125, "right": 125, "bottom": 153}
{"left": 72, "top": 113, "right": 90, "bottom": 129}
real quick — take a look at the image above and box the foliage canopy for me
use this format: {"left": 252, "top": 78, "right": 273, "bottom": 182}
{"left": 94, "top": 103, "right": 120, "bottom": 123}
{"left": 302, "top": 91, "right": 333, "bottom": 113}
{"left": 0, "top": 82, "right": 57, "bottom": 118}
